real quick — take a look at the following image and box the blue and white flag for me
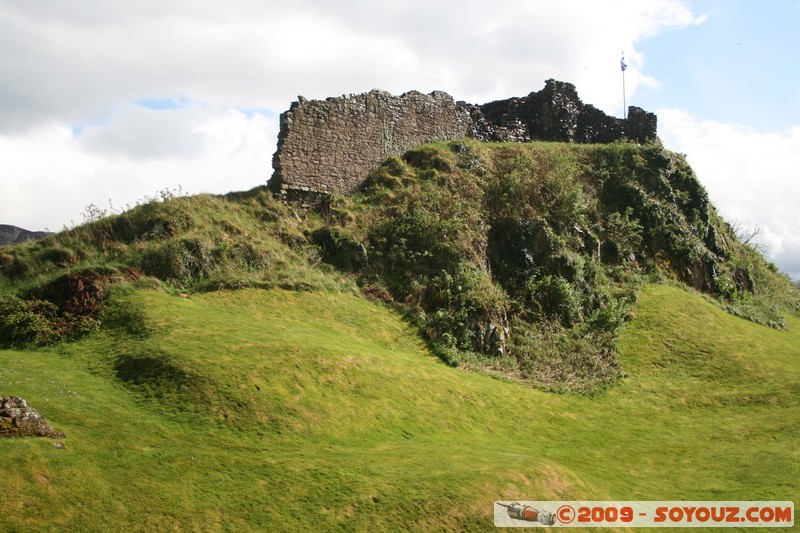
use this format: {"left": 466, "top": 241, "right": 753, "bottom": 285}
{"left": 620, "top": 54, "right": 627, "bottom": 72}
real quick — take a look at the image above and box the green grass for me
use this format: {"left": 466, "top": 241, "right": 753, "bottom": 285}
{"left": 0, "top": 187, "right": 348, "bottom": 297}
{"left": 1, "top": 283, "right": 798, "bottom": 531}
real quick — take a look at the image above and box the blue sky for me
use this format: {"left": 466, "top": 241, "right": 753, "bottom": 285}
{"left": 1, "top": 0, "right": 798, "bottom": 278}
{"left": 637, "top": 0, "right": 800, "bottom": 131}
{"left": 641, "top": 1, "right": 800, "bottom": 278}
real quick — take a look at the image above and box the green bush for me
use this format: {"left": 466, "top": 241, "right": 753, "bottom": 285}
{"left": 487, "top": 217, "right": 552, "bottom": 293}
{"left": 40, "top": 246, "right": 79, "bottom": 267}
{"left": 0, "top": 296, "right": 58, "bottom": 346}
{"left": 363, "top": 156, "right": 413, "bottom": 190}
{"left": 509, "top": 321, "right": 621, "bottom": 393}
{"left": 486, "top": 149, "right": 586, "bottom": 231}
{"left": 139, "top": 238, "right": 215, "bottom": 283}
{"left": 0, "top": 253, "right": 30, "bottom": 279}
{"left": 602, "top": 208, "right": 643, "bottom": 263}
{"left": 310, "top": 227, "right": 368, "bottom": 272}
{"left": 586, "top": 297, "right": 630, "bottom": 332}
{"left": 402, "top": 145, "right": 455, "bottom": 172}
{"left": 369, "top": 203, "right": 468, "bottom": 287}
{"left": 526, "top": 274, "right": 582, "bottom": 326}
{"left": 421, "top": 266, "right": 509, "bottom": 352}
{"left": 109, "top": 200, "right": 193, "bottom": 243}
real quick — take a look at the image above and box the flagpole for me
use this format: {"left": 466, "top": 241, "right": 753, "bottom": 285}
{"left": 621, "top": 52, "right": 627, "bottom": 120}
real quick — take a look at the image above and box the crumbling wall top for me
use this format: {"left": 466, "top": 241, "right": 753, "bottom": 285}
{"left": 269, "top": 80, "right": 657, "bottom": 195}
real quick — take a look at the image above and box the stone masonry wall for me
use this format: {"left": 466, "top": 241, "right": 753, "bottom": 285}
{"left": 270, "top": 80, "right": 657, "bottom": 195}
{"left": 467, "top": 79, "right": 657, "bottom": 145}
{"left": 271, "top": 90, "right": 471, "bottom": 194}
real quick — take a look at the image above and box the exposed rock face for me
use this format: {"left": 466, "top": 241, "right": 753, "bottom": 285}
{"left": 0, "top": 225, "right": 51, "bottom": 245}
{"left": 466, "top": 79, "right": 655, "bottom": 145}
{"left": 0, "top": 396, "right": 65, "bottom": 438}
{"left": 468, "top": 313, "right": 510, "bottom": 356}
{"left": 270, "top": 79, "right": 658, "bottom": 196}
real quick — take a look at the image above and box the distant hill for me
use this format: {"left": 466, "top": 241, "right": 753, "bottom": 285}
{"left": 0, "top": 224, "right": 51, "bottom": 245}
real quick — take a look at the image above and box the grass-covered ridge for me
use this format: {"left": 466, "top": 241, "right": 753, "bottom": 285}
{"left": 0, "top": 187, "right": 344, "bottom": 295}
{"left": 0, "top": 187, "right": 352, "bottom": 348}
{"left": 1, "top": 284, "right": 798, "bottom": 531}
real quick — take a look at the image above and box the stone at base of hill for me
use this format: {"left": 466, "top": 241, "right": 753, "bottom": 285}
{"left": 0, "top": 396, "right": 65, "bottom": 438}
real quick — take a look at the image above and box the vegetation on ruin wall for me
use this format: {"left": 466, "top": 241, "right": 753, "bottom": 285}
{"left": 1, "top": 140, "right": 798, "bottom": 393}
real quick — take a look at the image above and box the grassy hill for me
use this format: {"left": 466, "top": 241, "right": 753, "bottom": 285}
{"left": 4, "top": 140, "right": 796, "bottom": 391}
{"left": 1, "top": 139, "right": 799, "bottom": 530}
{"left": 1, "top": 284, "right": 798, "bottom": 531}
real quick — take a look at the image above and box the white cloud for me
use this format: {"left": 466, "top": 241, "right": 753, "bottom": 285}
{"left": 0, "top": 109, "right": 276, "bottom": 231}
{"left": 0, "top": 0, "right": 703, "bottom": 132}
{"left": 658, "top": 109, "right": 800, "bottom": 279}
{"left": 78, "top": 105, "right": 207, "bottom": 160}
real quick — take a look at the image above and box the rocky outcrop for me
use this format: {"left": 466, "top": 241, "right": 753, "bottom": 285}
{"left": 465, "top": 79, "right": 656, "bottom": 145}
{"left": 0, "top": 225, "right": 51, "bottom": 245}
{"left": 468, "top": 313, "right": 510, "bottom": 356}
{"left": 0, "top": 396, "right": 65, "bottom": 438}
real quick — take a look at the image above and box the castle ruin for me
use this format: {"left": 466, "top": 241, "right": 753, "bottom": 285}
{"left": 269, "top": 79, "right": 657, "bottom": 196}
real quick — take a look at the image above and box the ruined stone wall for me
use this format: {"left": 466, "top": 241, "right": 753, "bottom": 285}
{"left": 271, "top": 90, "right": 471, "bottom": 194}
{"left": 469, "top": 79, "right": 657, "bottom": 145}
{"left": 270, "top": 81, "right": 657, "bottom": 195}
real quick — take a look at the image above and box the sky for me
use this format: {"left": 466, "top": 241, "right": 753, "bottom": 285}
{"left": 1, "top": 0, "right": 798, "bottom": 278}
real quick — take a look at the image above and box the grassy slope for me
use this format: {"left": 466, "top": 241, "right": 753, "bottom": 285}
{"left": 1, "top": 283, "right": 798, "bottom": 531}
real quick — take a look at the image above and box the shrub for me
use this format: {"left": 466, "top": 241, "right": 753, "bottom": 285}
{"left": 363, "top": 157, "right": 413, "bottom": 190}
{"left": 526, "top": 274, "right": 582, "bottom": 326}
{"left": 602, "top": 208, "right": 643, "bottom": 263}
{"left": 139, "top": 238, "right": 215, "bottom": 283}
{"left": 402, "top": 145, "right": 455, "bottom": 172}
{"left": 310, "top": 227, "right": 368, "bottom": 272}
{"left": 509, "top": 321, "right": 622, "bottom": 393}
{"left": 0, "top": 253, "right": 30, "bottom": 279}
{"left": 486, "top": 149, "right": 586, "bottom": 232}
{"left": 0, "top": 296, "right": 58, "bottom": 347}
{"left": 109, "top": 199, "right": 192, "bottom": 242}
{"left": 487, "top": 217, "right": 551, "bottom": 293}
{"left": 369, "top": 204, "right": 467, "bottom": 288}
{"left": 40, "top": 246, "right": 79, "bottom": 267}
